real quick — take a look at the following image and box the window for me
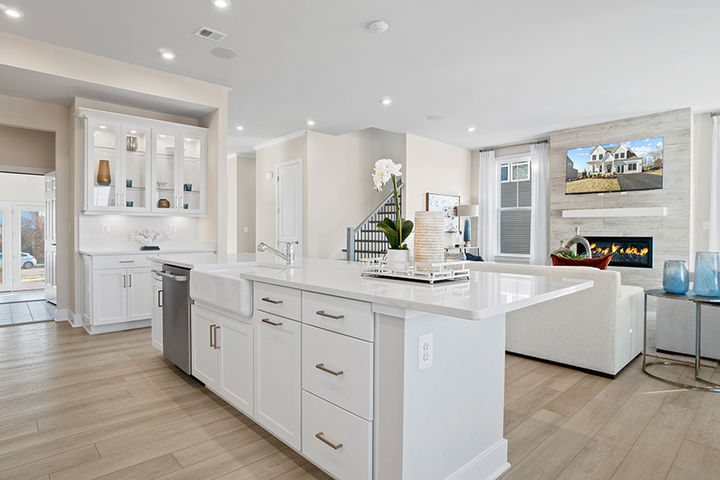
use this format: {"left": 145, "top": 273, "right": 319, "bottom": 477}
{"left": 621, "top": 152, "right": 625, "bottom": 159}
{"left": 497, "top": 157, "right": 531, "bottom": 256}
{"left": 592, "top": 154, "right": 596, "bottom": 161}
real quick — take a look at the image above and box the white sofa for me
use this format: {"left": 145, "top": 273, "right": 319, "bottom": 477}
{"left": 469, "top": 262, "right": 645, "bottom": 376}
{"left": 656, "top": 298, "right": 720, "bottom": 360}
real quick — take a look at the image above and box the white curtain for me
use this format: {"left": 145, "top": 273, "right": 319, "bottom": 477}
{"left": 710, "top": 116, "right": 720, "bottom": 251}
{"left": 477, "top": 150, "right": 497, "bottom": 261}
{"left": 530, "top": 143, "right": 550, "bottom": 264}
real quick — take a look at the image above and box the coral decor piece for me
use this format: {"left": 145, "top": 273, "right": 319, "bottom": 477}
{"left": 130, "top": 229, "right": 167, "bottom": 248}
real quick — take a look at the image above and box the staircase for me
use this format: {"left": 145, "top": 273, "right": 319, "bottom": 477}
{"left": 345, "top": 182, "right": 403, "bottom": 261}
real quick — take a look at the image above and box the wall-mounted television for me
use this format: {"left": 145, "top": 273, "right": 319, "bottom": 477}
{"left": 565, "top": 136, "right": 664, "bottom": 195}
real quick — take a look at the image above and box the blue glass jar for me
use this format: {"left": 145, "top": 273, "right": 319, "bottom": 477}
{"left": 663, "top": 260, "right": 689, "bottom": 294}
{"left": 694, "top": 252, "right": 720, "bottom": 297}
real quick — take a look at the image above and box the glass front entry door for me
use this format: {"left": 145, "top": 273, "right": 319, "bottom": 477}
{"left": 12, "top": 205, "right": 45, "bottom": 291}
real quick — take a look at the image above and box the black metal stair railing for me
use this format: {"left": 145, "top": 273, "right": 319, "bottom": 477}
{"left": 345, "top": 182, "right": 403, "bottom": 261}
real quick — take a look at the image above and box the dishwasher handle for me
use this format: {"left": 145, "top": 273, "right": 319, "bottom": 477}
{"left": 152, "top": 270, "right": 188, "bottom": 282}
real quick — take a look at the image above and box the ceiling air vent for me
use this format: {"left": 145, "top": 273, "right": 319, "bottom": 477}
{"left": 194, "top": 27, "right": 228, "bottom": 42}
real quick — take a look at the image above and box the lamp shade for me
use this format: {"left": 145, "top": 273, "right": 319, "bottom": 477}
{"left": 456, "top": 204, "right": 480, "bottom": 217}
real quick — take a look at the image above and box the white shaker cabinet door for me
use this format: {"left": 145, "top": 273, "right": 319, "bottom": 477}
{"left": 127, "top": 267, "right": 153, "bottom": 322}
{"left": 255, "top": 312, "right": 301, "bottom": 450}
{"left": 191, "top": 306, "right": 219, "bottom": 390}
{"left": 92, "top": 270, "right": 127, "bottom": 325}
{"left": 218, "top": 315, "right": 255, "bottom": 417}
{"left": 151, "top": 279, "right": 163, "bottom": 352}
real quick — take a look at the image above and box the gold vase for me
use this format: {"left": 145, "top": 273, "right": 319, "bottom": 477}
{"left": 97, "top": 160, "right": 111, "bottom": 186}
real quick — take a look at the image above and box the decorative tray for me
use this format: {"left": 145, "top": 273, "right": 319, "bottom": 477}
{"left": 361, "top": 258, "right": 471, "bottom": 284}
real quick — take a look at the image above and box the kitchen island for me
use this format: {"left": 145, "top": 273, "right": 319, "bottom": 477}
{"left": 161, "top": 257, "right": 592, "bottom": 480}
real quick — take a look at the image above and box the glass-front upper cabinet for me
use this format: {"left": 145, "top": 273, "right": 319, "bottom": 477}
{"left": 179, "top": 135, "right": 206, "bottom": 214}
{"left": 81, "top": 108, "right": 207, "bottom": 216}
{"left": 153, "top": 131, "right": 179, "bottom": 211}
{"left": 89, "top": 121, "right": 120, "bottom": 210}
{"left": 121, "top": 126, "right": 151, "bottom": 212}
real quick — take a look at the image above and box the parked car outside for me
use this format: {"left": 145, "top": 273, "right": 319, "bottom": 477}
{"left": 0, "top": 252, "right": 38, "bottom": 269}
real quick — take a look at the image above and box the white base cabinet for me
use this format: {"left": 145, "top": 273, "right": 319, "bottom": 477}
{"left": 151, "top": 271, "right": 163, "bottom": 352}
{"left": 254, "top": 311, "right": 302, "bottom": 450}
{"left": 81, "top": 254, "right": 153, "bottom": 334}
{"left": 191, "top": 305, "right": 255, "bottom": 417}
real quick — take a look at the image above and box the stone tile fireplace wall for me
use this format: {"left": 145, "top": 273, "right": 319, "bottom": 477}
{"left": 549, "top": 109, "right": 692, "bottom": 289}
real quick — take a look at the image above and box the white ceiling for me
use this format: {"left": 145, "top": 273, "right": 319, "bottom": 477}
{"left": 1, "top": 0, "right": 719, "bottom": 155}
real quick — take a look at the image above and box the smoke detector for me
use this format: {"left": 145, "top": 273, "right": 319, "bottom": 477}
{"left": 367, "top": 20, "right": 389, "bottom": 33}
{"left": 195, "top": 26, "right": 228, "bottom": 42}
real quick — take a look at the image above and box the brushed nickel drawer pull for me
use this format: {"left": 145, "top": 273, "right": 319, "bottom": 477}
{"left": 261, "top": 318, "right": 283, "bottom": 327}
{"left": 210, "top": 324, "right": 216, "bottom": 347}
{"left": 261, "top": 297, "right": 284, "bottom": 305}
{"left": 214, "top": 326, "right": 220, "bottom": 349}
{"left": 315, "top": 432, "right": 343, "bottom": 450}
{"left": 316, "top": 363, "right": 344, "bottom": 376}
{"left": 316, "top": 310, "right": 344, "bottom": 320}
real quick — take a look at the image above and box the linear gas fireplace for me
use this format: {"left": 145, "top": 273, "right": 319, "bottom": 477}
{"left": 581, "top": 236, "right": 653, "bottom": 269}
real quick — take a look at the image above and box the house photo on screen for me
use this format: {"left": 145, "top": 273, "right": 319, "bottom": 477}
{"left": 565, "top": 136, "right": 664, "bottom": 194}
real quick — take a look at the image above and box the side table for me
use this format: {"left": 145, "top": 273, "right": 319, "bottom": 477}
{"left": 644, "top": 289, "right": 720, "bottom": 392}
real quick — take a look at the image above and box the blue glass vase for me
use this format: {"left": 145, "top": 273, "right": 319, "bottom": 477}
{"left": 663, "top": 260, "right": 689, "bottom": 294}
{"left": 694, "top": 252, "right": 720, "bottom": 297}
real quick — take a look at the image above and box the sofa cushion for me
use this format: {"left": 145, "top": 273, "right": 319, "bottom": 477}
{"left": 551, "top": 253, "right": 613, "bottom": 270}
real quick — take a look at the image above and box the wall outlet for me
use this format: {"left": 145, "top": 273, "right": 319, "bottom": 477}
{"left": 243, "top": 226, "right": 249, "bottom": 233}
{"left": 418, "top": 333, "right": 434, "bottom": 370}
{"left": 703, "top": 221, "right": 711, "bottom": 230}
{"left": 102, "top": 224, "right": 110, "bottom": 233}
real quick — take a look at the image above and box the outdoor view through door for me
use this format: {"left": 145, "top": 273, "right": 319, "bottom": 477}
{"left": 18, "top": 208, "right": 45, "bottom": 287}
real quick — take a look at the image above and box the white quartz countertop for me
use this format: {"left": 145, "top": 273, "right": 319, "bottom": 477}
{"left": 194, "top": 258, "right": 594, "bottom": 321}
{"left": 150, "top": 253, "right": 259, "bottom": 269}
{"left": 80, "top": 249, "right": 215, "bottom": 257}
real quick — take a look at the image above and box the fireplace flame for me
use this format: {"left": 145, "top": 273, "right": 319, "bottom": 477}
{"left": 589, "top": 243, "right": 649, "bottom": 257}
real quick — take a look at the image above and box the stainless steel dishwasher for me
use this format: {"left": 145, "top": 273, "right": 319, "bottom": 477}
{"left": 155, "top": 264, "right": 192, "bottom": 374}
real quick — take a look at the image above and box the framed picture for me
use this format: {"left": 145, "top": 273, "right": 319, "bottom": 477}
{"left": 425, "top": 193, "right": 460, "bottom": 232}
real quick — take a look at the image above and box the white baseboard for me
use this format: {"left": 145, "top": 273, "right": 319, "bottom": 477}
{"left": 54, "top": 308, "right": 82, "bottom": 328}
{"left": 84, "top": 319, "right": 151, "bottom": 335}
{"left": 446, "top": 439, "right": 509, "bottom": 480}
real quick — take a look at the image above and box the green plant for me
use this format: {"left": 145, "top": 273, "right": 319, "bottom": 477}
{"left": 372, "top": 159, "right": 413, "bottom": 250}
{"left": 555, "top": 250, "right": 589, "bottom": 259}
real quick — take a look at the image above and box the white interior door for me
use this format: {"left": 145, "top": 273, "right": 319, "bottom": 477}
{"left": 12, "top": 204, "right": 45, "bottom": 291}
{"left": 0, "top": 203, "right": 10, "bottom": 292}
{"left": 45, "top": 172, "right": 57, "bottom": 303}
{"left": 275, "top": 159, "right": 302, "bottom": 255}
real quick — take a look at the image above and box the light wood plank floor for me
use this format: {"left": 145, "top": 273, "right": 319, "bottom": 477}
{"left": 1, "top": 322, "right": 719, "bottom": 480}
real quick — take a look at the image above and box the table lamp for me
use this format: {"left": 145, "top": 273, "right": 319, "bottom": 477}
{"left": 455, "top": 204, "right": 480, "bottom": 247}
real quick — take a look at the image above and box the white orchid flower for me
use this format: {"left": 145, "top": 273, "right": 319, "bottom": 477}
{"left": 372, "top": 159, "right": 402, "bottom": 191}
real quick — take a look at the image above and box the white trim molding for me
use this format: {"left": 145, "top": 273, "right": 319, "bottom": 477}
{"left": 562, "top": 207, "right": 667, "bottom": 218}
{"left": 252, "top": 130, "right": 307, "bottom": 151}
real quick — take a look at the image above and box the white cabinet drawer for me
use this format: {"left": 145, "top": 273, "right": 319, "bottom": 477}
{"left": 302, "top": 291, "right": 373, "bottom": 341}
{"left": 302, "top": 324, "right": 373, "bottom": 420}
{"left": 254, "top": 282, "right": 301, "bottom": 321}
{"left": 93, "top": 255, "right": 151, "bottom": 270}
{"left": 302, "top": 391, "right": 372, "bottom": 480}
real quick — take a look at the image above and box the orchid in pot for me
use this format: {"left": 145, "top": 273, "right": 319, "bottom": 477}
{"left": 372, "top": 159, "right": 413, "bottom": 270}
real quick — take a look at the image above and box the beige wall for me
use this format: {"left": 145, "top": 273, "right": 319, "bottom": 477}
{"left": 0, "top": 94, "right": 71, "bottom": 311}
{"left": 0, "top": 125, "right": 55, "bottom": 173}
{"left": 404, "top": 133, "right": 473, "bottom": 246}
{"left": 0, "top": 173, "right": 45, "bottom": 202}
{"left": 255, "top": 134, "right": 308, "bottom": 249}
{"left": 306, "top": 128, "right": 403, "bottom": 258}
{"left": 237, "top": 156, "right": 256, "bottom": 253}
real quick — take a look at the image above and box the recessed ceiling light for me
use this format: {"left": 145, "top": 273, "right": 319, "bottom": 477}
{"left": 212, "top": 0, "right": 230, "bottom": 8}
{"left": 426, "top": 115, "right": 444, "bottom": 121}
{"left": 306, "top": 119, "right": 315, "bottom": 127}
{"left": 467, "top": 126, "right": 477, "bottom": 133}
{"left": 99, "top": 125, "right": 107, "bottom": 129}
{"left": 236, "top": 125, "right": 244, "bottom": 131}
{"left": 158, "top": 48, "right": 176, "bottom": 61}
{"left": 129, "top": 130, "right": 137, "bottom": 134}
{"left": 368, "top": 20, "right": 389, "bottom": 33}
{"left": 380, "top": 97, "right": 393, "bottom": 106}
{"left": 3, "top": 7, "right": 23, "bottom": 18}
